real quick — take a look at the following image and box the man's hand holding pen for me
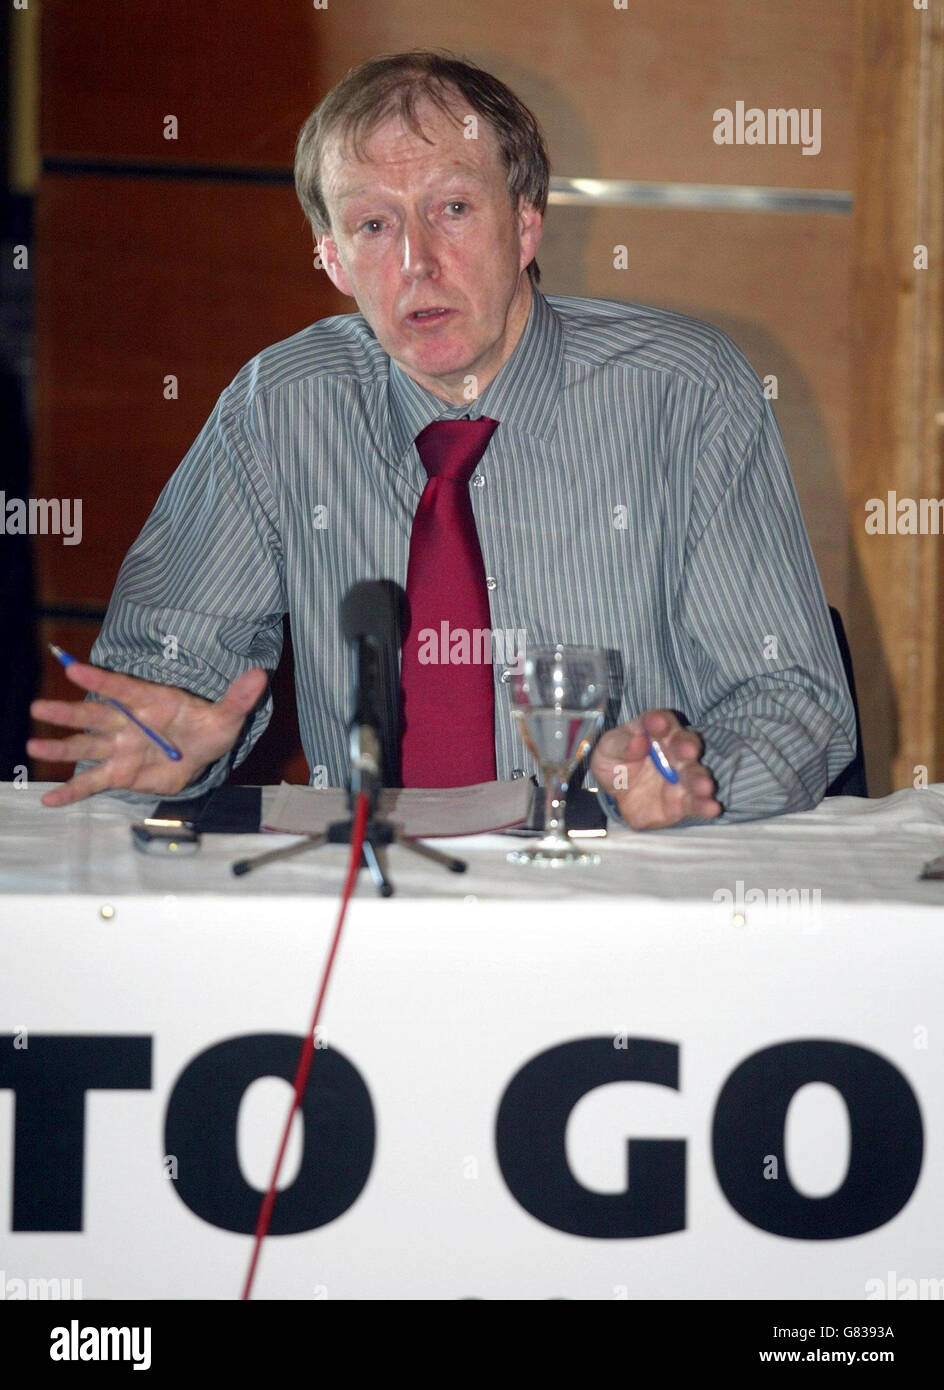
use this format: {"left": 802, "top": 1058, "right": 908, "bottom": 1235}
{"left": 28, "top": 656, "right": 269, "bottom": 807}
{"left": 591, "top": 708, "right": 723, "bottom": 829}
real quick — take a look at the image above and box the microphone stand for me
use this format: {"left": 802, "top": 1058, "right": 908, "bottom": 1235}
{"left": 320, "top": 720, "right": 468, "bottom": 897}
{"left": 233, "top": 640, "right": 468, "bottom": 895}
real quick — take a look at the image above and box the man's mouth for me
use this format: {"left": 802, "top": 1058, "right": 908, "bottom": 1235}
{"left": 405, "top": 307, "right": 453, "bottom": 325}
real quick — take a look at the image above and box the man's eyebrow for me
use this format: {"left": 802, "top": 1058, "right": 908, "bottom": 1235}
{"left": 331, "top": 164, "right": 493, "bottom": 204}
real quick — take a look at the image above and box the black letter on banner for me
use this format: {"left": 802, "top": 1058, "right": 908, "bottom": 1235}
{"left": 495, "top": 1037, "right": 684, "bottom": 1236}
{"left": 0, "top": 1034, "right": 152, "bottom": 1231}
{"left": 712, "top": 1039, "right": 923, "bottom": 1238}
{"left": 165, "top": 1033, "right": 375, "bottom": 1234}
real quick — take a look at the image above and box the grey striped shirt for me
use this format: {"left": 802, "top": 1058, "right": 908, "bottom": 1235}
{"left": 88, "top": 289, "right": 856, "bottom": 820}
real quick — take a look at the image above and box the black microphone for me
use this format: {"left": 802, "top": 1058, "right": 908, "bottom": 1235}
{"left": 339, "top": 581, "right": 404, "bottom": 803}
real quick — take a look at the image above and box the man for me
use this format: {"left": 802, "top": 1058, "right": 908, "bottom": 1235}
{"left": 29, "top": 51, "right": 856, "bottom": 829}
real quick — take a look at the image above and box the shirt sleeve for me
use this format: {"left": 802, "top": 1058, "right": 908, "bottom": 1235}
{"left": 668, "top": 332, "right": 857, "bottom": 823}
{"left": 76, "top": 380, "right": 287, "bottom": 802}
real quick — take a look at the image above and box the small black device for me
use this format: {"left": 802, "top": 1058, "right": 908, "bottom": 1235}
{"left": 131, "top": 819, "right": 201, "bottom": 856}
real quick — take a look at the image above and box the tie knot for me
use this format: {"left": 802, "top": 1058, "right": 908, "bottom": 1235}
{"left": 414, "top": 417, "right": 499, "bottom": 483}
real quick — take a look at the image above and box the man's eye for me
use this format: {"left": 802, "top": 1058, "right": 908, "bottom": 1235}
{"left": 359, "top": 219, "right": 385, "bottom": 234}
{"left": 445, "top": 201, "right": 469, "bottom": 215}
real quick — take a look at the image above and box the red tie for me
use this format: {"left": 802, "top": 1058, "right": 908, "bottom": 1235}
{"left": 400, "top": 417, "right": 499, "bottom": 787}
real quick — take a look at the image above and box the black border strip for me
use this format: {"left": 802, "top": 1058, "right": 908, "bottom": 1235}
{"left": 42, "top": 157, "right": 294, "bottom": 185}
{"left": 37, "top": 604, "right": 108, "bottom": 623}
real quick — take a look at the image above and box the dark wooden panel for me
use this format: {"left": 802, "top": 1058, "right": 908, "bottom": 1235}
{"left": 33, "top": 173, "right": 346, "bottom": 607}
{"left": 41, "top": 0, "right": 322, "bottom": 167}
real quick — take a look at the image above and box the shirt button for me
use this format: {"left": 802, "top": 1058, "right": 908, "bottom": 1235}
{"left": 511, "top": 768, "right": 525, "bottom": 779}
{"left": 485, "top": 576, "right": 497, "bottom": 591}
{"left": 499, "top": 667, "right": 514, "bottom": 684}
{"left": 471, "top": 473, "right": 485, "bottom": 488}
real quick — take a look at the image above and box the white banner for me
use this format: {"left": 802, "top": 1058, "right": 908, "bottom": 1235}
{"left": 0, "top": 893, "right": 941, "bottom": 1301}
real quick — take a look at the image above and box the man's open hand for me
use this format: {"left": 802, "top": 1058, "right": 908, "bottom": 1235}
{"left": 590, "top": 708, "right": 722, "bottom": 829}
{"left": 28, "top": 661, "right": 269, "bottom": 807}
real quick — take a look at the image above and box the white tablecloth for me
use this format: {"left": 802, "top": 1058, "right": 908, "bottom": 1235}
{"left": 2, "top": 782, "right": 943, "bottom": 908}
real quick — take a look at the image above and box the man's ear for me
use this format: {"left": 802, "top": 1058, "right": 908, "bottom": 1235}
{"left": 318, "top": 234, "right": 353, "bottom": 297}
{"left": 517, "top": 200, "right": 543, "bottom": 275}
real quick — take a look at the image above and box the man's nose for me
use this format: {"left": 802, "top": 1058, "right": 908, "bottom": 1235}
{"left": 401, "top": 216, "right": 438, "bottom": 280}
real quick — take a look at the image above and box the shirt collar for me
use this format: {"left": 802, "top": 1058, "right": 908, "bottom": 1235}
{"left": 386, "top": 288, "right": 565, "bottom": 463}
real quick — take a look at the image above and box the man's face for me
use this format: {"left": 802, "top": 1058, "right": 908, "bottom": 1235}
{"left": 317, "top": 99, "right": 543, "bottom": 404}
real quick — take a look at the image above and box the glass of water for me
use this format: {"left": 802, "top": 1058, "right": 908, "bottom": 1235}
{"left": 506, "top": 643, "right": 609, "bottom": 867}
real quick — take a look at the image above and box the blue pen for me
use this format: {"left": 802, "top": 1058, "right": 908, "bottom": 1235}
{"left": 49, "top": 645, "right": 183, "bottom": 762}
{"left": 648, "top": 737, "right": 679, "bottom": 784}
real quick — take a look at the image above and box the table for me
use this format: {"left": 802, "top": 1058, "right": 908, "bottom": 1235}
{"left": 1, "top": 781, "right": 942, "bottom": 1300}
